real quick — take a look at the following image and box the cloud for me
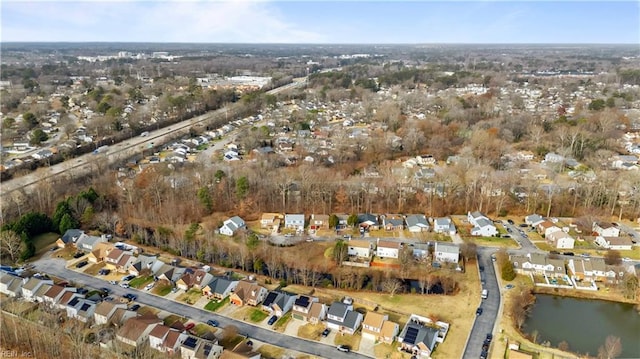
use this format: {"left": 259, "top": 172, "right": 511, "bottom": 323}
{"left": 1, "top": 1, "right": 326, "bottom": 43}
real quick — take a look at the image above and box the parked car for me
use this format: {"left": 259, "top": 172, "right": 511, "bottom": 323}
{"left": 73, "top": 252, "right": 84, "bottom": 259}
{"left": 622, "top": 257, "right": 632, "bottom": 262}
{"left": 563, "top": 252, "right": 575, "bottom": 256}
{"left": 321, "top": 328, "right": 330, "bottom": 337}
{"left": 476, "top": 307, "right": 483, "bottom": 315}
{"left": 184, "top": 323, "right": 196, "bottom": 331}
{"left": 479, "top": 265, "right": 485, "bottom": 272}
{"left": 519, "top": 223, "right": 528, "bottom": 228}
{"left": 77, "top": 288, "right": 89, "bottom": 295}
{"left": 98, "top": 269, "right": 111, "bottom": 275}
{"left": 337, "top": 345, "right": 351, "bottom": 352}
{"left": 486, "top": 333, "right": 493, "bottom": 341}
{"left": 75, "top": 261, "right": 88, "bottom": 268}
{"left": 505, "top": 284, "right": 515, "bottom": 290}
{"left": 121, "top": 275, "right": 135, "bottom": 281}
{"left": 129, "top": 304, "right": 141, "bottom": 311}
{"left": 206, "top": 319, "right": 219, "bottom": 327}
{"left": 267, "top": 316, "right": 278, "bottom": 325}
{"left": 100, "top": 287, "right": 111, "bottom": 295}
{"left": 507, "top": 219, "right": 514, "bottom": 224}
{"left": 109, "top": 280, "right": 118, "bottom": 285}
{"left": 120, "top": 283, "right": 130, "bottom": 288}
{"left": 144, "top": 283, "right": 154, "bottom": 291}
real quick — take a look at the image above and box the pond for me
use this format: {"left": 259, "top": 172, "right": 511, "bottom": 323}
{"left": 523, "top": 294, "right": 640, "bottom": 358}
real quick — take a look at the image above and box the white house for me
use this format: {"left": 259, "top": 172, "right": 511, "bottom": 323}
{"left": 434, "top": 242, "right": 459, "bottom": 263}
{"left": 595, "top": 236, "right": 633, "bottom": 250}
{"left": 219, "top": 216, "right": 246, "bottom": 236}
{"left": 405, "top": 214, "right": 430, "bottom": 232}
{"left": 433, "top": 217, "right": 456, "bottom": 234}
{"left": 347, "top": 239, "right": 373, "bottom": 258}
{"left": 593, "top": 222, "right": 620, "bottom": 237}
{"left": 467, "top": 211, "right": 498, "bottom": 237}
{"left": 284, "top": 214, "right": 305, "bottom": 232}
{"left": 546, "top": 231, "right": 575, "bottom": 249}
{"left": 376, "top": 239, "right": 402, "bottom": 259}
{"left": 20, "top": 277, "right": 54, "bottom": 302}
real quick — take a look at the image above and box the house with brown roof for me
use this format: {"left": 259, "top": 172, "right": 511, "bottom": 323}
{"left": 176, "top": 269, "right": 213, "bottom": 291}
{"left": 88, "top": 242, "right": 115, "bottom": 263}
{"left": 104, "top": 248, "right": 136, "bottom": 273}
{"left": 309, "top": 214, "right": 330, "bottom": 231}
{"left": 595, "top": 236, "right": 633, "bottom": 250}
{"left": 307, "top": 302, "right": 327, "bottom": 324}
{"left": 20, "top": 277, "right": 53, "bottom": 302}
{"left": 56, "top": 290, "right": 84, "bottom": 309}
{"left": 376, "top": 239, "right": 402, "bottom": 259}
{"left": 43, "top": 284, "right": 76, "bottom": 306}
{"left": 260, "top": 213, "right": 283, "bottom": 231}
{"left": 536, "top": 220, "right": 561, "bottom": 237}
{"left": 592, "top": 222, "right": 620, "bottom": 237}
{"left": 380, "top": 320, "right": 400, "bottom": 344}
{"left": 111, "top": 307, "right": 137, "bottom": 328}
{"left": 149, "top": 324, "right": 188, "bottom": 354}
{"left": 347, "top": 239, "right": 373, "bottom": 258}
{"left": 568, "top": 258, "right": 616, "bottom": 282}
{"left": 230, "top": 280, "right": 267, "bottom": 307}
{"left": 94, "top": 301, "right": 127, "bottom": 325}
{"left": 116, "top": 316, "right": 162, "bottom": 347}
{"left": 33, "top": 283, "right": 53, "bottom": 303}
{"left": 362, "top": 312, "right": 389, "bottom": 341}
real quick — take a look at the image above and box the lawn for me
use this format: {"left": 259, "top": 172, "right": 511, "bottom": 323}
{"left": 273, "top": 312, "right": 292, "bottom": 332}
{"left": 53, "top": 246, "right": 77, "bottom": 261}
{"left": 298, "top": 323, "right": 324, "bottom": 340}
{"left": 204, "top": 297, "right": 229, "bottom": 312}
{"left": 334, "top": 333, "right": 361, "bottom": 351}
{"left": 83, "top": 262, "right": 105, "bottom": 276}
{"left": 178, "top": 288, "right": 203, "bottom": 305}
{"left": 256, "top": 344, "right": 286, "bottom": 359}
{"left": 374, "top": 343, "right": 412, "bottom": 359}
{"left": 153, "top": 282, "right": 173, "bottom": 296}
{"left": 239, "top": 308, "right": 268, "bottom": 323}
{"left": 137, "top": 306, "right": 159, "bottom": 316}
{"left": 192, "top": 323, "right": 216, "bottom": 337}
{"left": 128, "top": 276, "right": 154, "bottom": 289}
{"left": 163, "top": 314, "right": 187, "bottom": 327}
{"left": 32, "top": 232, "right": 60, "bottom": 254}
{"left": 464, "top": 236, "right": 518, "bottom": 248}
{"left": 219, "top": 335, "right": 244, "bottom": 350}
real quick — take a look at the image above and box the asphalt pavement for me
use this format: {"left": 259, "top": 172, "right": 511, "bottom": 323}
{"left": 32, "top": 256, "right": 368, "bottom": 359}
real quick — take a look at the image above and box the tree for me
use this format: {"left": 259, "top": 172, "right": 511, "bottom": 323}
{"left": 597, "top": 335, "right": 622, "bottom": 359}
{"left": 235, "top": 176, "right": 249, "bottom": 200}
{"left": 382, "top": 277, "right": 403, "bottom": 297}
{"left": 328, "top": 214, "right": 339, "bottom": 229}
{"left": 197, "top": 187, "right": 213, "bottom": 213}
{"left": 347, "top": 213, "right": 359, "bottom": 227}
{"left": 59, "top": 213, "right": 79, "bottom": 234}
{"left": 29, "top": 128, "right": 49, "bottom": 145}
{"left": 53, "top": 200, "right": 74, "bottom": 230}
{"left": 0, "top": 230, "right": 24, "bottom": 264}
{"left": 333, "top": 240, "right": 348, "bottom": 264}
{"left": 619, "top": 273, "right": 639, "bottom": 300}
{"left": 604, "top": 250, "right": 622, "bottom": 265}
{"left": 558, "top": 340, "right": 570, "bottom": 352}
{"left": 460, "top": 242, "right": 478, "bottom": 261}
{"left": 221, "top": 324, "right": 239, "bottom": 343}
{"left": 589, "top": 99, "right": 606, "bottom": 111}
{"left": 501, "top": 260, "right": 516, "bottom": 281}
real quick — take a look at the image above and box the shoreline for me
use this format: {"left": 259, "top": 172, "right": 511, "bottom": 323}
{"left": 532, "top": 286, "right": 639, "bottom": 306}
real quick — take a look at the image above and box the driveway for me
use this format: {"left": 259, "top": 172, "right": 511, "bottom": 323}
{"left": 283, "top": 318, "right": 305, "bottom": 337}
{"left": 358, "top": 336, "right": 376, "bottom": 357}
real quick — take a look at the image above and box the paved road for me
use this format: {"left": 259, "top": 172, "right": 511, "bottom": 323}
{"left": 501, "top": 221, "right": 539, "bottom": 252}
{"left": 32, "top": 256, "right": 367, "bottom": 359}
{"left": 462, "top": 247, "right": 501, "bottom": 359}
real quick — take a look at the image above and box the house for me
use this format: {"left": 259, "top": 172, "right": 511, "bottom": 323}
{"left": 593, "top": 222, "right": 620, "bottom": 237}
{"left": 56, "top": 290, "right": 84, "bottom": 310}
{"left": 362, "top": 311, "right": 400, "bottom": 343}
{"left": 180, "top": 336, "right": 223, "bottom": 359}
{"left": 334, "top": 213, "right": 350, "bottom": 229}
{"left": 176, "top": 269, "right": 213, "bottom": 291}
{"left": 398, "top": 315, "right": 443, "bottom": 358}
{"left": 347, "top": 239, "right": 373, "bottom": 258}
{"left": 154, "top": 264, "right": 180, "bottom": 283}
{"left": 229, "top": 280, "right": 267, "bottom": 306}
{"left": 260, "top": 213, "right": 282, "bottom": 230}
{"left": 261, "top": 291, "right": 296, "bottom": 317}
{"left": 405, "top": 214, "right": 430, "bottom": 233}
{"left": 110, "top": 308, "right": 138, "bottom": 328}
{"left": 568, "top": 258, "right": 617, "bottom": 282}
{"left": 357, "top": 213, "right": 379, "bottom": 230}
{"left": 149, "top": 324, "right": 188, "bottom": 354}
{"left": 43, "top": 284, "right": 76, "bottom": 306}
{"left": 307, "top": 302, "right": 327, "bottom": 324}
{"left": 202, "top": 277, "right": 238, "bottom": 300}
{"left": 382, "top": 214, "right": 405, "bottom": 231}
{"left": 546, "top": 231, "right": 575, "bottom": 249}
{"left": 537, "top": 220, "right": 561, "bottom": 237}
{"left": 595, "top": 236, "right": 633, "bottom": 250}
{"left": 0, "top": 273, "right": 23, "bottom": 298}
{"left": 433, "top": 217, "right": 456, "bottom": 234}
{"left": 434, "top": 242, "right": 460, "bottom": 263}
{"left": 219, "top": 216, "right": 246, "bottom": 236}
{"left": 129, "top": 254, "right": 160, "bottom": 276}
{"left": 33, "top": 283, "right": 52, "bottom": 303}
{"left": 524, "top": 214, "right": 544, "bottom": 227}
{"left": 104, "top": 248, "right": 136, "bottom": 273}
{"left": 88, "top": 242, "right": 115, "bottom": 263}
{"left": 75, "top": 233, "right": 108, "bottom": 252}
{"left": 66, "top": 297, "right": 97, "bottom": 322}
{"left": 116, "top": 316, "right": 163, "bottom": 347}
{"left": 309, "top": 214, "right": 330, "bottom": 231}
{"left": 56, "top": 228, "right": 84, "bottom": 248}
{"left": 291, "top": 295, "right": 318, "bottom": 321}
{"left": 376, "top": 239, "right": 402, "bottom": 259}
{"left": 325, "top": 301, "right": 363, "bottom": 335}
{"left": 380, "top": 320, "right": 400, "bottom": 344}
{"left": 467, "top": 211, "right": 498, "bottom": 237}
{"left": 510, "top": 253, "right": 566, "bottom": 278}
{"left": 411, "top": 243, "right": 430, "bottom": 260}
{"left": 94, "top": 301, "right": 128, "bottom": 325}
{"left": 284, "top": 214, "right": 305, "bottom": 232}
{"left": 20, "top": 277, "right": 54, "bottom": 302}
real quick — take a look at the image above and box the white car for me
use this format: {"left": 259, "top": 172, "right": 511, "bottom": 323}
{"left": 622, "top": 257, "right": 632, "bottom": 262}
{"left": 120, "top": 283, "right": 130, "bottom": 288}
{"left": 145, "top": 283, "right": 154, "bottom": 291}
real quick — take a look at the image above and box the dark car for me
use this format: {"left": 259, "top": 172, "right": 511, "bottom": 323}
{"left": 129, "top": 304, "right": 141, "bottom": 311}
{"left": 479, "top": 265, "right": 484, "bottom": 272}
{"left": 486, "top": 333, "right": 493, "bottom": 341}
{"left": 550, "top": 250, "right": 560, "bottom": 255}
{"left": 206, "top": 320, "right": 219, "bottom": 327}
{"left": 123, "top": 293, "right": 137, "bottom": 301}
{"left": 322, "top": 328, "right": 330, "bottom": 337}
{"left": 267, "top": 315, "right": 278, "bottom": 325}
{"left": 73, "top": 252, "right": 84, "bottom": 258}
{"left": 480, "top": 350, "right": 488, "bottom": 359}
{"left": 519, "top": 223, "right": 528, "bottom": 228}
{"left": 563, "top": 252, "right": 575, "bottom": 256}
{"left": 75, "top": 261, "right": 88, "bottom": 268}
{"left": 476, "top": 307, "right": 483, "bottom": 316}
{"left": 76, "top": 288, "right": 89, "bottom": 295}
{"left": 507, "top": 219, "right": 514, "bottom": 225}
{"left": 337, "top": 345, "right": 351, "bottom": 352}
{"left": 98, "top": 269, "right": 111, "bottom": 275}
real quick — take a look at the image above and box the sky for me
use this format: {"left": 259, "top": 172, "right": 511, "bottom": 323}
{"left": 1, "top": 1, "right": 638, "bottom": 44}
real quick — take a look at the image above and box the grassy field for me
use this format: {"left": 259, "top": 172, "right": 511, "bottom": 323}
{"left": 374, "top": 343, "right": 412, "bottom": 359}
{"left": 178, "top": 288, "right": 203, "bottom": 305}
{"left": 465, "top": 236, "right": 518, "bottom": 248}
{"left": 204, "top": 297, "right": 229, "bottom": 312}
{"left": 137, "top": 306, "right": 159, "bottom": 316}
{"left": 192, "top": 323, "right": 216, "bottom": 337}
{"left": 273, "top": 312, "right": 292, "bottom": 332}
{"left": 153, "top": 282, "right": 173, "bottom": 296}
{"left": 256, "top": 344, "right": 286, "bottom": 359}
{"left": 249, "top": 309, "right": 269, "bottom": 322}
{"left": 298, "top": 323, "right": 325, "bottom": 340}
{"left": 129, "top": 276, "right": 154, "bottom": 289}
{"left": 32, "top": 232, "right": 59, "bottom": 255}
{"left": 83, "top": 262, "right": 105, "bottom": 276}
{"left": 163, "top": 314, "right": 187, "bottom": 327}
{"left": 219, "top": 335, "right": 244, "bottom": 350}
{"left": 334, "top": 333, "right": 361, "bottom": 351}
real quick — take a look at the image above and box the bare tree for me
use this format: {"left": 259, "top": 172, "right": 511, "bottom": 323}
{"left": 0, "top": 230, "right": 24, "bottom": 264}
{"left": 382, "top": 277, "right": 403, "bottom": 297}
{"left": 597, "top": 335, "right": 622, "bottom": 359}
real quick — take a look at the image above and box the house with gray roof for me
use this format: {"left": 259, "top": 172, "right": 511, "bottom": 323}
{"left": 75, "top": 233, "right": 108, "bottom": 252}
{"left": 284, "top": 214, "right": 305, "bottom": 232}
{"left": 66, "top": 297, "right": 97, "bottom": 323}
{"left": 405, "top": 214, "right": 430, "bottom": 233}
{"left": 56, "top": 228, "right": 84, "bottom": 248}
{"left": 0, "top": 272, "right": 23, "bottom": 298}
{"left": 434, "top": 243, "right": 459, "bottom": 263}
{"left": 325, "top": 301, "right": 363, "bottom": 335}
{"left": 524, "top": 214, "right": 544, "bottom": 226}
{"left": 468, "top": 211, "right": 497, "bottom": 237}
{"left": 433, "top": 217, "right": 456, "bottom": 234}
{"left": 219, "top": 216, "right": 246, "bottom": 236}
{"left": 128, "top": 254, "right": 160, "bottom": 276}
{"left": 261, "top": 291, "right": 297, "bottom": 317}
{"left": 398, "top": 315, "right": 443, "bottom": 358}
{"left": 21, "top": 277, "right": 54, "bottom": 302}
{"left": 202, "top": 277, "right": 238, "bottom": 300}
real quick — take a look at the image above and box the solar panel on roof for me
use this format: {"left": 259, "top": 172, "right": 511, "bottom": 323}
{"left": 183, "top": 336, "right": 197, "bottom": 348}
{"left": 295, "top": 296, "right": 309, "bottom": 307}
{"left": 264, "top": 292, "right": 278, "bottom": 306}
{"left": 404, "top": 326, "right": 419, "bottom": 344}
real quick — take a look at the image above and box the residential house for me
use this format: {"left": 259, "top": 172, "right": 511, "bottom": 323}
{"left": 376, "top": 239, "right": 402, "bottom": 259}
{"left": 43, "top": 284, "right": 76, "bottom": 306}
{"left": 0, "top": 273, "right": 23, "bottom": 298}
{"left": 334, "top": 213, "right": 350, "bottom": 229}
{"left": 57, "top": 290, "right": 84, "bottom": 310}
{"left": 593, "top": 222, "right": 620, "bottom": 237}
{"left": 154, "top": 264, "right": 183, "bottom": 283}
{"left": 595, "top": 236, "right": 633, "bottom": 250}
{"left": 380, "top": 320, "right": 400, "bottom": 344}
{"left": 433, "top": 217, "right": 456, "bottom": 234}
{"left": 309, "top": 214, "right": 330, "bottom": 231}
{"left": 325, "top": 301, "right": 363, "bottom": 335}
{"left": 434, "top": 242, "right": 460, "bottom": 263}
{"left": 229, "top": 280, "right": 267, "bottom": 307}
{"left": 524, "top": 214, "right": 544, "bottom": 227}
{"left": 357, "top": 213, "right": 379, "bottom": 230}
{"left": 33, "top": 283, "right": 53, "bottom": 303}
{"left": 467, "top": 211, "right": 498, "bottom": 237}
{"left": 88, "top": 242, "right": 115, "bottom": 263}
{"left": 219, "top": 216, "right": 246, "bottom": 236}
{"left": 284, "top": 214, "right": 305, "bottom": 232}
{"left": 382, "top": 214, "right": 405, "bottom": 231}
{"left": 180, "top": 337, "right": 223, "bottom": 359}
{"left": 176, "top": 269, "right": 214, "bottom": 291}
{"left": 261, "top": 291, "right": 296, "bottom": 317}
{"left": 291, "top": 295, "right": 318, "bottom": 321}
{"left": 307, "top": 302, "right": 327, "bottom": 324}
{"left": 546, "top": 231, "right": 575, "bottom": 249}
{"left": 202, "top": 277, "right": 238, "bottom": 300}
{"left": 110, "top": 308, "right": 138, "bottom": 328}
{"left": 361, "top": 312, "right": 396, "bottom": 343}
{"left": 537, "top": 220, "right": 561, "bottom": 237}
{"left": 104, "top": 248, "right": 136, "bottom": 273}
{"left": 405, "top": 214, "right": 430, "bottom": 233}
{"left": 129, "top": 254, "right": 160, "bottom": 277}
{"left": 66, "top": 297, "right": 97, "bottom": 322}
{"left": 347, "top": 239, "right": 373, "bottom": 258}
{"left": 510, "top": 253, "right": 566, "bottom": 278}
{"left": 56, "top": 228, "right": 84, "bottom": 248}
{"left": 398, "top": 316, "right": 443, "bottom": 358}
{"left": 75, "top": 233, "right": 108, "bottom": 252}
{"left": 260, "top": 213, "right": 282, "bottom": 231}
{"left": 411, "top": 243, "right": 431, "bottom": 260}
{"left": 94, "top": 301, "right": 127, "bottom": 325}
{"left": 149, "top": 324, "right": 188, "bottom": 354}
{"left": 21, "top": 277, "right": 54, "bottom": 302}
{"left": 117, "top": 316, "right": 163, "bottom": 347}
{"left": 568, "top": 258, "right": 616, "bottom": 282}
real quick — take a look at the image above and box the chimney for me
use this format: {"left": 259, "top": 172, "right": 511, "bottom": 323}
{"left": 251, "top": 290, "right": 256, "bottom": 297}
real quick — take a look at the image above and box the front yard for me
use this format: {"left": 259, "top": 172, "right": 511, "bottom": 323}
{"left": 178, "top": 288, "right": 203, "bottom": 305}
{"left": 128, "top": 275, "right": 154, "bottom": 289}
{"left": 256, "top": 344, "right": 286, "bottom": 359}
{"left": 152, "top": 281, "right": 173, "bottom": 296}
{"left": 204, "top": 297, "right": 229, "bottom": 312}
{"left": 334, "top": 332, "right": 361, "bottom": 351}
{"left": 298, "top": 323, "right": 325, "bottom": 340}
{"left": 273, "top": 312, "right": 292, "bottom": 332}
{"left": 464, "top": 236, "right": 518, "bottom": 248}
